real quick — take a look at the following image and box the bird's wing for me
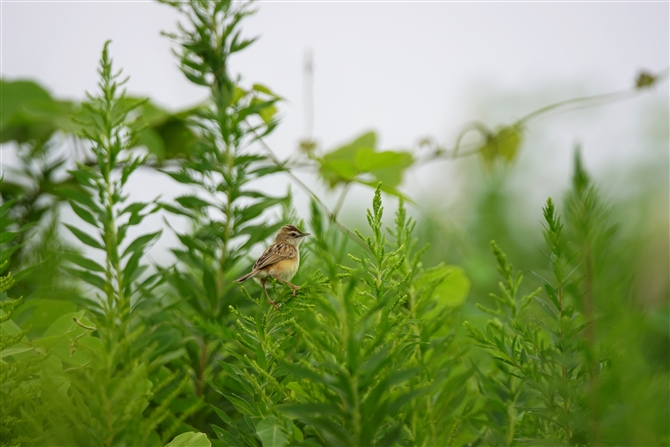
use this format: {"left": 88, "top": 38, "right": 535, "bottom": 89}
{"left": 253, "top": 243, "right": 297, "bottom": 271}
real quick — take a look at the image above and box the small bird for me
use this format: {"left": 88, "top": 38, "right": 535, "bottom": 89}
{"left": 235, "top": 224, "right": 310, "bottom": 310}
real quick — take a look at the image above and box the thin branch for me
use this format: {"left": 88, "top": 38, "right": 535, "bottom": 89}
{"left": 423, "top": 67, "right": 670, "bottom": 163}
{"left": 332, "top": 182, "right": 351, "bottom": 219}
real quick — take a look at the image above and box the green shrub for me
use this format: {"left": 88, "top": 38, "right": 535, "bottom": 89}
{"left": 0, "top": 1, "right": 666, "bottom": 446}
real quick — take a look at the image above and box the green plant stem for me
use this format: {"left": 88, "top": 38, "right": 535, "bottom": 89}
{"left": 332, "top": 182, "right": 351, "bottom": 219}
{"left": 582, "top": 243, "right": 602, "bottom": 446}
{"left": 221, "top": 143, "right": 235, "bottom": 287}
{"left": 557, "top": 284, "right": 573, "bottom": 441}
{"left": 518, "top": 89, "right": 634, "bottom": 124}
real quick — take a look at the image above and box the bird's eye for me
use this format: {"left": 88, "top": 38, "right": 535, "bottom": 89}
{"left": 291, "top": 232, "right": 298, "bottom": 236}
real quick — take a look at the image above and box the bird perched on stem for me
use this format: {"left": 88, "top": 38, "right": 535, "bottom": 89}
{"left": 235, "top": 225, "right": 310, "bottom": 310}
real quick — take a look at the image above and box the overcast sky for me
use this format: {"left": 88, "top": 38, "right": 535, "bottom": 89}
{"left": 2, "top": 1, "right": 668, "bottom": 248}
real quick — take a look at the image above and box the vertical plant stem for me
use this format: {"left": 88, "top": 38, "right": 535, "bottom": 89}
{"left": 583, "top": 244, "right": 601, "bottom": 446}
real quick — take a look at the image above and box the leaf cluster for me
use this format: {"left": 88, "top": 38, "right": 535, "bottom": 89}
{"left": 206, "top": 186, "right": 473, "bottom": 447}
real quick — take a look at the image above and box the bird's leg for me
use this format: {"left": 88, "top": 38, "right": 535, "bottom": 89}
{"left": 261, "top": 279, "right": 280, "bottom": 311}
{"left": 275, "top": 277, "right": 300, "bottom": 297}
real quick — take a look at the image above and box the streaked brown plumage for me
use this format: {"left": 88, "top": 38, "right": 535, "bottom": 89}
{"left": 235, "top": 224, "right": 310, "bottom": 310}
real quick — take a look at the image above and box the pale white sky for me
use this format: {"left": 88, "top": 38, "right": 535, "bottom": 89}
{"left": 1, "top": 1, "right": 668, "bottom": 256}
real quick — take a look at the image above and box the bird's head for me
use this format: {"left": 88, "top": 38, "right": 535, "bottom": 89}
{"left": 275, "top": 224, "right": 310, "bottom": 246}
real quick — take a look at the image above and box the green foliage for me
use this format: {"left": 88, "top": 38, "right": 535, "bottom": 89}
{"left": 0, "top": 74, "right": 199, "bottom": 162}
{"left": 0, "top": 1, "right": 666, "bottom": 446}
{"left": 318, "top": 131, "right": 414, "bottom": 197}
{"left": 0, "top": 79, "right": 77, "bottom": 145}
{"left": 0, "top": 42, "right": 198, "bottom": 447}
{"left": 477, "top": 125, "right": 523, "bottom": 167}
{"left": 208, "top": 186, "right": 472, "bottom": 446}
{"left": 0, "top": 269, "right": 40, "bottom": 447}
{"left": 465, "top": 155, "right": 669, "bottom": 446}
{"left": 64, "top": 40, "right": 161, "bottom": 340}
{"left": 151, "top": 2, "right": 291, "bottom": 431}
{"left": 0, "top": 194, "right": 45, "bottom": 447}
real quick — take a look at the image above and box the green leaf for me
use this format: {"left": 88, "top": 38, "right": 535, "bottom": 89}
{"left": 0, "top": 79, "right": 52, "bottom": 122}
{"left": 123, "top": 251, "right": 144, "bottom": 286}
{"left": 65, "top": 224, "right": 104, "bottom": 250}
{"left": 156, "top": 117, "right": 198, "bottom": 159}
{"left": 138, "top": 127, "right": 166, "bottom": 159}
{"left": 362, "top": 150, "right": 414, "bottom": 187}
{"left": 210, "top": 404, "right": 234, "bottom": 425}
{"left": 223, "top": 393, "right": 254, "bottom": 416}
{"left": 252, "top": 83, "right": 282, "bottom": 98}
{"left": 319, "top": 159, "right": 358, "bottom": 186}
{"left": 249, "top": 165, "right": 286, "bottom": 177}
{"left": 68, "top": 167, "right": 98, "bottom": 188}
{"left": 70, "top": 201, "right": 99, "bottom": 226}
{"left": 535, "top": 296, "right": 559, "bottom": 320}
{"left": 163, "top": 171, "right": 198, "bottom": 186}
{"left": 258, "top": 104, "right": 277, "bottom": 124}
{"left": 0, "top": 197, "right": 19, "bottom": 218}
{"left": 0, "top": 345, "right": 33, "bottom": 359}
{"left": 121, "top": 230, "right": 161, "bottom": 259}
{"left": 355, "top": 148, "right": 412, "bottom": 172}
{"left": 164, "top": 432, "right": 211, "bottom": 447}
{"left": 121, "top": 202, "right": 149, "bottom": 216}
{"left": 318, "top": 131, "right": 377, "bottom": 187}
{"left": 64, "top": 267, "right": 107, "bottom": 291}
{"left": 55, "top": 185, "right": 102, "bottom": 214}
{"left": 62, "top": 252, "right": 105, "bottom": 272}
{"left": 318, "top": 131, "right": 412, "bottom": 189}
{"left": 0, "top": 79, "right": 74, "bottom": 144}
{"left": 417, "top": 264, "right": 470, "bottom": 317}
{"left": 0, "top": 232, "right": 18, "bottom": 245}
{"left": 175, "top": 195, "right": 213, "bottom": 210}
{"left": 479, "top": 125, "right": 523, "bottom": 165}
{"left": 237, "top": 197, "right": 287, "bottom": 221}
{"left": 211, "top": 425, "right": 243, "bottom": 447}
{"left": 11, "top": 299, "right": 77, "bottom": 334}
{"left": 256, "top": 416, "right": 289, "bottom": 447}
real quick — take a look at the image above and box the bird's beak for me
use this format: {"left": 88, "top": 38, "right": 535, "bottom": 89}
{"left": 301, "top": 232, "right": 311, "bottom": 237}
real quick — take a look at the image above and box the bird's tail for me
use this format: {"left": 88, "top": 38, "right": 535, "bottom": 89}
{"left": 235, "top": 270, "right": 257, "bottom": 283}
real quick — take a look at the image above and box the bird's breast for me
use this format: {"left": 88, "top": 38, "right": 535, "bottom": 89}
{"left": 268, "top": 251, "right": 299, "bottom": 281}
